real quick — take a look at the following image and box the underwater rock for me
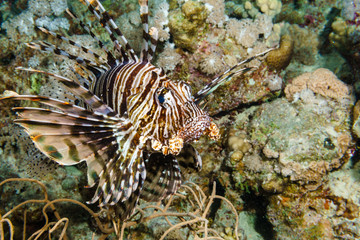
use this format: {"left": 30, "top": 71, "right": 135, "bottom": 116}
{"left": 222, "top": 87, "right": 353, "bottom": 195}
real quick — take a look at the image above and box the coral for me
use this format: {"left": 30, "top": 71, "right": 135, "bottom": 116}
{"left": 255, "top": 0, "right": 282, "bottom": 17}
{"left": 168, "top": 0, "right": 208, "bottom": 51}
{"left": 49, "top": 0, "right": 68, "bottom": 16}
{"left": 226, "top": 14, "right": 273, "bottom": 48}
{"left": 329, "top": 17, "right": 360, "bottom": 86}
{"left": 353, "top": 101, "right": 360, "bottom": 138}
{"left": 1, "top": 11, "right": 36, "bottom": 40}
{"left": 155, "top": 43, "right": 183, "bottom": 72}
{"left": 287, "top": 24, "right": 319, "bottom": 65}
{"left": 225, "top": 0, "right": 281, "bottom": 19}
{"left": 341, "top": 0, "right": 360, "bottom": 22}
{"left": 202, "top": 0, "right": 226, "bottom": 27}
{"left": 0, "top": 178, "right": 241, "bottom": 239}
{"left": 266, "top": 34, "right": 294, "bottom": 71}
{"left": 28, "top": 0, "right": 51, "bottom": 17}
{"left": 199, "top": 52, "right": 227, "bottom": 75}
{"left": 152, "top": 2, "right": 171, "bottom": 41}
{"left": 329, "top": 17, "right": 352, "bottom": 49}
{"left": 35, "top": 16, "right": 70, "bottom": 31}
{"left": 285, "top": 68, "right": 350, "bottom": 101}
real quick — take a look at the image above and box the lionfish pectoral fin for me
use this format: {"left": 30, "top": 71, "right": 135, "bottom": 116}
{"left": 140, "top": 152, "right": 182, "bottom": 202}
{"left": 177, "top": 144, "right": 202, "bottom": 172}
{"left": 1, "top": 95, "right": 131, "bottom": 184}
{"left": 90, "top": 146, "right": 146, "bottom": 209}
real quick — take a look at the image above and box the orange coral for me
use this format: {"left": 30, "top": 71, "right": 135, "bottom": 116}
{"left": 266, "top": 34, "right": 294, "bottom": 71}
{"left": 284, "top": 68, "right": 349, "bottom": 101}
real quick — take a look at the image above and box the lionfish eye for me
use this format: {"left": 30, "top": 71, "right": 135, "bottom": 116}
{"left": 158, "top": 93, "right": 165, "bottom": 104}
{"left": 156, "top": 87, "right": 170, "bottom": 105}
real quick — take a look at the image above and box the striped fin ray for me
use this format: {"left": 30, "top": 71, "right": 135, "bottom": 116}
{"left": 1, "top": 95, "right": 146, "bottom": 207}
{"left": 148, "top": 27, "right": 159, "bottom": 62}
{"left": 0, "top": 96, "right": 132, "bottom": 188}
{"left": 36, "top": 26, "right": 109, "bottom": 67}
{"left": 25, "top": 41, "right": 104, "bottom": 69}
{"left": 16, "top": 67, "right": 115, "bottom": 116}
{"left": 114, "top": 165, "right": 145, "bottom": 220}
{"left": 83, "top": 0, "right": 138, "bottom": 62}
{"left": 140, "top": 152, "right": 182, "bottom": 202}
{"left": 139, "top": 0, "right": 150, "bottom": 61}
{"left": 90, "top": 145, "right": 147, "bottom": 207}
{"left": 1, "top": 95, "right": 117, "bottom": 120}
{"left": 194, "top": 48, "right": 274, "bottom": 104}
{"left": 177, "top": 144, "right": 202, "bottom": 172}
{"left": 65, "top": 8, "right": 118, "bottom": 67}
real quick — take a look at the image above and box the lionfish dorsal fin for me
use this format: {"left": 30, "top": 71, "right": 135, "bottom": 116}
{"left": 25, "top": 41, "right": 104, "bottom": 69}
{"left": 16, "top": 67, "right": 115, "bottom": 116}
{"left": 37, "top": 26, "right": 108, "bottom": 66}
{"left": 83, "top": 0, "right": 138, "bottom": 62}
{"left": 139, "top": 0, "right": 159, "bottom": 62}
{"left": 65, "top": 8, "right": 118, "bottom": 67}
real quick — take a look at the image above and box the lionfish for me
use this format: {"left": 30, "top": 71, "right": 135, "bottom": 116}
{"left": 1, "top": 0, "right": 269, "bottom": 220}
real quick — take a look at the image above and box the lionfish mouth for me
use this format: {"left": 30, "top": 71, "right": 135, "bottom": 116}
{"left": 179, "top": 115, "right": 220, "bottom": 142}
{"left": 164, "top": 115, "right": 219, "bottom": 154}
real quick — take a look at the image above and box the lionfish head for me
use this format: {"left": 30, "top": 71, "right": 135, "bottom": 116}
{"left": 147, "top": 79, "right": 220, "bottom": 156}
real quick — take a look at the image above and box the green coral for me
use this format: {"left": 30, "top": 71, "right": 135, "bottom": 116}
{"left": 168, "top": 0, "right": 208, "bottom": 52}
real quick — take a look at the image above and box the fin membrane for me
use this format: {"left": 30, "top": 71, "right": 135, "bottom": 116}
{"left": 140, "top": 152, "right": 182, "bottom": 202}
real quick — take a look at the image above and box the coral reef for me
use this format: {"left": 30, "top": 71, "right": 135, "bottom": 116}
{"left": 1, "top": 0, "right": 360, "bottom": 239}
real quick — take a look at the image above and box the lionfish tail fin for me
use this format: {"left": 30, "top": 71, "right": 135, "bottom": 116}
{"left": 140, "top": 153, "right": 182, "bottom": 202}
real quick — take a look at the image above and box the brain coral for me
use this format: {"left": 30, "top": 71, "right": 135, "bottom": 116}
{"left": 266, "top": 34, "right": 294, "bottom": 71}
{"left": 285, "top": 68, "right": 350, "bottom": 101}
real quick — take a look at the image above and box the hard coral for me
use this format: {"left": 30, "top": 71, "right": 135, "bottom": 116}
{"left": 285, "top": 68, "right": 349, "bottom": 101}
{"left": 288, "top": 24, "right": 319, "bottom": 65}
{"left": 225, "top": 14, "right": 273, "bottom": 48}
{"left": 199, "top": 52, "right": 226, "bottom": 75}
{"left": 255, "top": 0, "right": 282, "bottom": 17}
{"left": 266, "top": 34, "right": 294, "bottom": 71}
{"left": 168, "top": 0, "right": 208, "bottom": 52}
